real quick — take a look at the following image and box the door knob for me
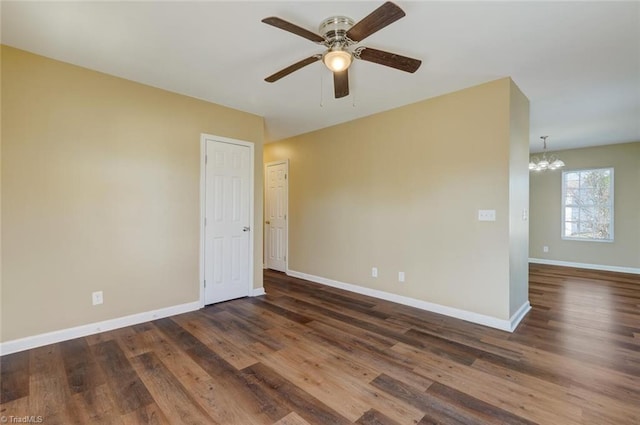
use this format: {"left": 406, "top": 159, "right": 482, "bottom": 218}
{"left": 265, "top": 221, "right": 270, "bottom": 225}
{"left": 243, "top": 226, "right": 251, "bottom": 232}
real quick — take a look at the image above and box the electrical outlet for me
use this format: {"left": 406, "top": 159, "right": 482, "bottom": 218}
{"left": 398, "top": 272, "right": 405, "bottom": 282}
{"left": 371, "top": 267, "right": 378, "bottom": 278}
{"left": 92, "top": 291, "right": 103, "bottom": 305}
{"left": 478, "top": 209, "right": 496, "bottom": 221}
{"left": 543, "top": 246, "right": 549, "bottom": 253}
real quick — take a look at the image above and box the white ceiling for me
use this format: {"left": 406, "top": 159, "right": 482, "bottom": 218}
{"left": 2, "top": 1, "right": 639, "bottom": 152}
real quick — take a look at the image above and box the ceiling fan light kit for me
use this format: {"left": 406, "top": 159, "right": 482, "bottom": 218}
{"left": 529, "top": 136, "right": 565, "bottom": 172}
{"left": 323, "top": 49, "right": 352, "bottom": 72}
{"left": 262, "top": 1, "right": 422, "bottom": 99}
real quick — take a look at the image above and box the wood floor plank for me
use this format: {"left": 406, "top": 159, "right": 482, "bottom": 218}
{"left": 70, "top": 383, "right": 125, "bottom": 425}
{"left": 426, "top": 381, "right": 536, "bottom": 425}
{"left": 276, "top": 296, "right": 401, "bottom": 349}
{"left": 120, "top": 403, "right": 171, "bottom": 425}
{"left": 266, "top": 274, "right": 392, "bottom": 321}
{"left": 371, "top": 373, "right": 485, "bottom": 425}
{"left": 275, "top": 293, "right": 413, "bottom": 339}
{"left": 0, "top": 350, "right": 30, "bottom": 403}
{"left": 356, "top": 408, "right": 402, "bottom": 425}
{"left": 257, "top": 325, "right": 429, "bottom": 423}
{"left": 272, "top": 412, "right": 311, "bottom": 425}
{"left": 28, "top": 344, "right": 74, "bottom": 420}
{"left": 116, "top": 327, "right": 162, "bottom": 359}
{"left": 224, "top": 301, "right": 312, "bottom": 338}
{"left": 92, "top": 340, "right": 154, "bottom": 414}
{"left": 253, "top": 342, "right": 426, "bottom": 424}
{"left": 247, "top": 344, "right": 374, "bottom": 421}
{"left": 171, "top": 314, "right": 260, "bottom": 370}
{"left": 417, "top": 412, "right": 467, "bottom": 425}
{"left": 480, "top": 334, "right": 640, "bottom": 404}
{"left": 60, "top": 337, "right": 106, "bottom": 393}
{"left": 265, "top": 325, "right": 379, "bottom": 383}
{"left": 471, "top": 357, "right": 640, "bottom": 424}
{"left": 241, "top": 362, "right": 352, "bottom": 425}
{"left": 85, "top": 326, "right": 137, "bottom": 346}
{"left": 402, "top": 350, "right": 585, "bottom": 424}
{"left": 244, "top": 296, "right": 313, "bottom": 325}
{"left": 0, "top": 395, "right": 30, "bottom": 423}
{"left": 304, "top": 320, "right": 435, "bottom": 391}
{"left": 509, "top": 322, "right": 640, "bottom": 376}
{"left": 155, "top": 317, "right": 283, "bottom": 424}
{"left": 393, "top": 318, "right": 523, "bottom": 360}
{"left": 142, "top": 326, "right": 270, "bottom": 425}
{"left": 131, "top": 352, "right": 218, "bottom": 425}
{"left": 201, "top": 310, "right": 285, "bottom": 351}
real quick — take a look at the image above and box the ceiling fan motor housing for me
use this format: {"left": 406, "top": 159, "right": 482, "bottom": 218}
{"left": 319, "top": 16, "right": 355, "bottom": 46}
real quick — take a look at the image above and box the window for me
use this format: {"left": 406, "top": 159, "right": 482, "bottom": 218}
{"left": 562, "top": 168, "right": 613, "bottom": 241}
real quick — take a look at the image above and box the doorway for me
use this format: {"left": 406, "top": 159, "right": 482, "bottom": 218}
{"left": 201, "top": 134, "right": 254, "bottom": 305}
{"left": 265, "top": 160, "right": 288, "bottom": 272}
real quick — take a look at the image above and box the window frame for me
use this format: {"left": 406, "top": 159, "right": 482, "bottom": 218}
{"left": 561, "top": 167, "right": 614, "bottom": 242}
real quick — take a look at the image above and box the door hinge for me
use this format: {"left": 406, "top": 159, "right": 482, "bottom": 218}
{"left": 205, "top": 155, "right": 208, "bottom": 164}
{"left": 284, "top": 214, "right": 287, "bottom": 220}
{"left": 284, "top": 255, "right": 286, "bottom": 261}
{"left": 204, "top": 280, "right": 206, "bottom": 288}
{"left": 204, "top": 217, "right": 207, "bottom": 226}
{"left": 285, "top": 173, "right": 287, "bottom": 180}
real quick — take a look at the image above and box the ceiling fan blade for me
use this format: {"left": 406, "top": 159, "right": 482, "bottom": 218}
{"left": 262, "top": 17, "right": 325, "bottom": 43}
{"left": 265, "top": 56, "right": 321, "bottom": 83}
{"left": 346, "top": 2, "right": 405, "bottom": 42}
{"left": 334, "top": 70, "right": 349, "bottom": 98}
{"left": 357, "top": 47, "right": 421, "bottom": 73}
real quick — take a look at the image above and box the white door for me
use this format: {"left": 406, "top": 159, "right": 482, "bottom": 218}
{"left": 204, "top": 139, "right": 251, "bottom": 304}
{"left": 265, "top": 161, "right": 288, "bottom": 272}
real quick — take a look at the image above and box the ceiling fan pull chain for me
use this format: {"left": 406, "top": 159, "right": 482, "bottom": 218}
{"left": 319, "top": 70, "right": 324, "bottom": 107}
{"left": 352, "top": 82, "right": 356, "bottom": 107}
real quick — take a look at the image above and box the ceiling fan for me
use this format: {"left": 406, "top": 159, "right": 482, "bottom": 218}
{"left": 262, "top": 1, "right": 422, "bottom": 99}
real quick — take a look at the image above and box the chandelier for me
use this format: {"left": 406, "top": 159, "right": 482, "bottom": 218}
{"left": 529, "top": 136, "right": 565, "bottom": 172}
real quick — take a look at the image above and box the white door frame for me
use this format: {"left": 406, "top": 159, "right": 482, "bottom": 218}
{"left": 199, "top": 133, "right": 255, "bottom": 308}
{"left": 264, "top": 159, "right": 289, "bottom": 273}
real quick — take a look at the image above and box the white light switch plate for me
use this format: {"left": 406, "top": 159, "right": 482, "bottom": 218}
{"left": 478, "top": 209, "right": 496, "bottom": 221}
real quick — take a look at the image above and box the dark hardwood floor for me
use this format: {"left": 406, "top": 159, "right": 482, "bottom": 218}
{"left": 1, "top": 264, "right": 639, "bottom": 424}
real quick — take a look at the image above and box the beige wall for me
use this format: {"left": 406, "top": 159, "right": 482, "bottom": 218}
{"left": 265, "top": 78, "right": 529, "bottom": 322}
{"left": 530, "top": 142, "right": 640, "bottom": 269}
{"left": 1, "top": 46, "right": 264, "bottom": 342}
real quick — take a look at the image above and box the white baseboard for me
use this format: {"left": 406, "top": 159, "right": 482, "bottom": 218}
{"left": 0, "top": 301, "right": 201, "bottom": 356}
{"left": 287, "top": 270, "right": 528, "bottom": 332}
{"left": 252, "top": 287, "right": 266, "bottom": 296}
{"left": 529, "top": 258, "right": 640, "bottom": 275}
